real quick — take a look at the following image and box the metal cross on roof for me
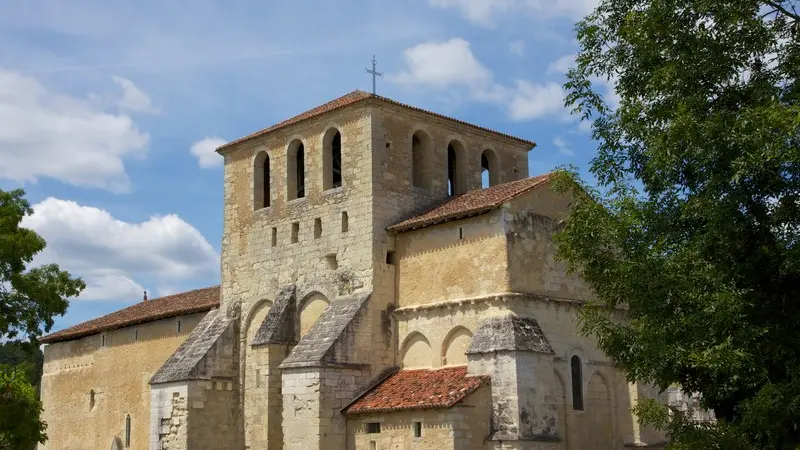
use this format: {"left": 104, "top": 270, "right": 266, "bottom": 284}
{"left": 364, "top": 55, "right": 383, "bottom": 95}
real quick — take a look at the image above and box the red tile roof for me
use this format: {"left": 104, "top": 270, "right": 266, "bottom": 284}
{"left": 40, "top": 286, "right": 220, "bottom": 344}
{"left": 345, "top": 366, "right": 490, "bottom": 415}
{"left": 216, "top": 90, "right": 536, "bottom": 152}
{"left": 387, "top": 173, "right": 553, "bottom": 233}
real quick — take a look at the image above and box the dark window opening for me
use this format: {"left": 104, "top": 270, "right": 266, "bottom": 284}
{"left": 291, "top": 222, "right": 299, "bottom": 244}
{"left": 296, "top": 143, "right": 305, "bottom": 198}
{"left": 271, "top": 227, "right": 277, "bottom": 247}
{"left": 413, "top": 421, "right": 422, "bottom": 438}
{"left": 386, "top": 251, "right": 396, "bottom": 265}
{"left": 447, "top": 144, "right": 456, "bottom": 196}
{"left": 571, "top": 355, "right": 584, "bottom": 411}
{"left": 459, "top": 227, "right": 463, "bottom": 240}
{"left": 314, "top": 218, "right": 322, "bottom": 239}
{"left": 332, "top": 131, "right": 342, "bottom": 189}
{"left": 341, "top": 212, "right": 349, "bottom": 233}
{"left": 263, "top": 155, "right": 271, "bottom": 207}
{"left": 177, "top": 320, "right": 182, "bottom": 334}
{"left": 366, "top": 422, "right": 381, "bottom": 434}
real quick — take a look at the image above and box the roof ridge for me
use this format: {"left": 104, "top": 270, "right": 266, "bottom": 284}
{"left": 216, "top": 90, "right": 535, "bottom": 152}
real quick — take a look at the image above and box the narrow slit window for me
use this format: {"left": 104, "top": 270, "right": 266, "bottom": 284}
{"left": 571, "top": 355, "right": 584, "bottom": 411}
{"left": 134, "top": 329, "right": 139, "bottom": 341}
{"left": 176, "top": 320, "right": 182, "bottom": 334}
{"left": 314, "top": 218, "right": 322, "bottom": 239}
{"left": 459, "top": 227, "right": 463, "bottom": 240}
{"left": 447, "top": 143, "right": 457, "bottom": 196}
{"left": 341, "top": 212, "right": 349, "bottom": 233}
{"left": 271, "top": 227, "right": 277, "bottom": 247}
{"left": 413, "top": 421, "right": 422, "bottom": 438}
{"left": 332, "top": 131, "right": 342, "bottom": 188}
{"left": 125, "top": 414, "right": 131, "bottom": 447}
{"left": 101, "top": 334, "right": 106, "bottom": 347}
{"left": 291, "top": 222, "right": 299, "bottom": 244}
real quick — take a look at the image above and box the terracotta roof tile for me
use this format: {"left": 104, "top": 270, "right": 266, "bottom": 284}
{"left": 345, "top": 366, "right": 489, "bottom": 415}
{"left": 387, "top": 173, "right": 553, "bottom": 233}
{"left": 216, "top": 90, "right": 535, "bottom": 152}
{"left": 40, "top": 286, "right": 220, "bottom": 344}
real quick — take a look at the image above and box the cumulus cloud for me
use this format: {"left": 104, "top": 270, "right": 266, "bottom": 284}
{"left": 112, "top": 75, "right": 159, "bottom": 114}
{"left": 392, "top": 38, "right": 493, "bottom": 88}
{"left": 547, "top": 53, "right": 577, "bottom": 74}
{"left": 21, "top": 198, "right": 219, "bottom": 301}
{"left": 507, "top": 81, "right": 567, "bottom": 121}
{"left": 0, "top": 70, "right": 149, "bottom": 192}
{"left": 430, "top": 0, "right": 600, "bottom": 27}
{"left": 190, "top": 137, "right": 227, "bottom": 168}
{"left": 553, "top": 136, "right": 574, "bottom": 156}
{"left": 392, "top": 39, "right": 568, "bottom": 122}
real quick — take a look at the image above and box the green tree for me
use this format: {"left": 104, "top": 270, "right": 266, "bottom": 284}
{"left": 0, "top": 364, "right": 46, "bottom": 450}
{"left": 557, "top": 0, "right": 800, "bottom": 448}
{"left": 0, "top": 188, "right": 85, "bottom": 449}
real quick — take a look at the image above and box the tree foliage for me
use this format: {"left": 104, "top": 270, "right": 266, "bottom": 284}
{"left": 557, "top": 0, "right": 800, "bottom": 448}
{"left": 0, "top": 188, "right": 84, "bottom": 449}
{"left": 0, "top": 189, "right": 84, "bottom": 344}
{"left": 0, "top": 364, "right": 46, "bottom": 450}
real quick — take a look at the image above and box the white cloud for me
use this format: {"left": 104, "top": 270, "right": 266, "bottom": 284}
{"left": 392, "top": 38, "right": 492, "bottom": 88}
{"left": 507, "top": 81, "right": 566, "bottom": 121}
{"left": 21, "top": 198, "right": 219, "bottom": 301}
{"left": 430, "top": 0, "right": 600, "bottom": 27}
{"left": 393, "top": 39, "right": 569, "bottom": 122}
{"left": 111, "top": 75, "right": 159, "bottom": 114}
{"left": 190, "top": 137, "right": 227, "bottom": 168}
{"left": 553, "top": 136, "right": 574, "bottom": 156}
{"left": 0, "top": 70, "right": 149, "bottom": 192}
{"left": 508, "top": 40, "right": 525, "bottom": 56}
{"left": 547, "top": 53, "right": 577, "bottom": 74}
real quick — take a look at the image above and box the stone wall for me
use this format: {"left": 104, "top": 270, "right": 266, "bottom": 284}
{"left": 346, "top": 385, "right": 492, "bottom": 450}
{"left": 39, "top": 311, "right": 205, "bottom": 450}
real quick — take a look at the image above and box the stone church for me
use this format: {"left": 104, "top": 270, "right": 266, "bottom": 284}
{"left": 39, "top": 90, "right": 666, "bottom": 450}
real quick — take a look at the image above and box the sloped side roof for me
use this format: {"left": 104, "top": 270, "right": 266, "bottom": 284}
{"left": 150, "top": 308, "right": 231, "bottom": 384}
{"left": 467, "top": 314, "right": 555, "bottom": 355}
{"left": 40, "top": 286, "right": 220, "bottom": 344}
{"left": 387, "top": 173, "right": 553, "bottom": 233}
{"left": 216, "top": 90, "right": 536, "bottom": 152}
{"left": 345, "top": 366, "right": 489, "bottom": 415}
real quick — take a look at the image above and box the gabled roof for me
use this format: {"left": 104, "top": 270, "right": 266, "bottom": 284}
{"left": 40, "top": 286, "right": 220, "bottom": 344}
{"left": 387, "top": 173, "right": 553, "bottom": 233}
{"left": 216, "top": 90, "right": 536, "bottom": 152}
{"left": 344, "top": 366, "right": 489, "bottom": 415}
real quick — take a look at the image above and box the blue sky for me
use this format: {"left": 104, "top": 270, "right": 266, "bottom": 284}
{"left": 0, "top": 0, "right": 612, "bottom": 333}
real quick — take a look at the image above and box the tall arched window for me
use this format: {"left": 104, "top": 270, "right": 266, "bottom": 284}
{"left": 571, "top": 355, "right": 584, "bottom": 411}
{"left": 481, "top": 149, "right": 499, "bottom": 188}
{"left": 447, "top": 140, "right": 466, "bottom": 196}
{"left": 412, "top": 131, "right": 433, "bottom": 189}
{"left": 125, "top": 414, "right": 131, "bottom": 447}
{"left": 287, "top": 140, "right": 305, "bottom": 200}
{"left": 323, "top": 129, "right": 342, "bottom": 190}
{"left": 254, "top": 151, "right": 270, "bottom": 209}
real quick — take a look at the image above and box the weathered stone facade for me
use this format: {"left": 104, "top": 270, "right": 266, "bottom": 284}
{"left": 39, "top": 91, "right": 667, "bottom": 450}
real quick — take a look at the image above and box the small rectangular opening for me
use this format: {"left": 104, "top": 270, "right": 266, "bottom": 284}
{"left": 459, "top": 227, "right": 463, "bottom": 240}
{"left": 291, "top": 222, "right": 299, "bottom": 243}
{"left": 101, "top": 333, "right": 107, "bottom": 347}
{"left": 314, "top": 218, "right": 322, "bottom": 239}
{"left": 176, "top": 320, "right": 182, "bottom": 334}
{"left": 325, "top": 254, "right": 338, "bottom": 270}
{"left": 271, "top": 227, "right": 277, "bottom": 247}
{"left": 341, "top": 211, "right": 349, "bottom": 233}
{"left": 386, "top": 251, "right": 396, "bottom": 265}
{"left": 134, "top": 329, "right": 139, "bottom": 341}
{"left": 366, "top": 422, "right": 381, "bottom": 434}
{"left": 413, "top": 421, "right": 422, "bottom": 438}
